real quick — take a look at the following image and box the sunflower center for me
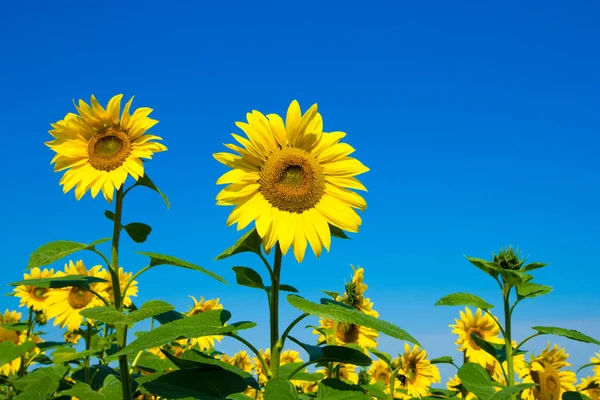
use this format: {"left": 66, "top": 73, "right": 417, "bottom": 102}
{"left": 259, "top": 147, "right": 325, "bottom": 213}
{"left": 88, "top": 127, "right": 132, "bottom": 172}
{"left": 337, "top": 322, "right": 361, "bottom": 343}
{"left": 30, "top": 287, "right": 47, "bottom": 300}
{"left": 404, "top": 361, "right": 418, "bottom": 383}
{"left": 68, "top": 287, "right": 93, "bottom": 309}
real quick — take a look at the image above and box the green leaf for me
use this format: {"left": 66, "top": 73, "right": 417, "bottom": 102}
{"left": 27, "top": 238, "right": 110, "bottom": 270}
{"left": 278, "top": 363, "right": 325, "bottom": 382}
{"left": 457, "top": 362, "right": 496, "bottom": 400}
{"left": 288, "top": 336, "right": 372, "bottom": 366}
{"left": 36, "top": 341, "right": 69, "bottom": 350}
{"left": 430, "top": 356, "right": 455, "bottom": 365}
{"left": 434, "top": 293, "right": 494, "bottom": 309}
{"left": 264, "top": 378, "right": 299, "bottom": 400}
{"left": 52, "top": 348, "right": 97, "bottom": 364}
{"left": 470, "top": 335, "right": 504, "bottom": 363}
{"left": 154, "top": 310, "right": 185, "bottom": 325}
{"left": 127, "top": 300, "right": 176, "bottom": 324}
{"left": 522, "top": 262, "right": 547, "bottom": 272}
{"left": 0, "top": 322, "right": 29, "bottom": 331}
{"left": 79, "top": 307, "right": 125, "bottom": 325}
{"left": 70, "top": 364, "right": 120, "bottom": 390}
{"left": 9, "top": 275, "right": 107, "bottom": 289}
{"left": 215, "top": 228, "right": 262, "bottom": 260}
{"left": 499, "top": 269, "right": 532, "bottom": 286}
{"left": 465, "top": 256, "right": 499, "bottom": 278}
{"left": 265, "top": 284, "right": 300, "bottom": 293}
{"left": 137, "top": 368, "right": 248, "bottom": 399}
{"left": 577, "top": 361, "right": 600, "bottom": 374}
{"left": 113, "top": 310, "right": 255, "bottom": 356}
{"left": 232, "top": 266, "right": 265, "bottom": 289}
{"left": 368, "top": 348, "right": 392, "bottom": 366}
{"left": 563, "top": 393, "right": 593, "bottom": 400}
{"left": 517, "top": 282, "right": 552, "bottom": 300}
{"left": 0, "top": 341, "right": 35, "bottom": 366}
{"left": 493, "top": 384, "right": 538, "bottom": 399}
{"left": 322, "top": 291, "right": 340, "bottom": 300}
{"left": 137, "top": 251, "right": 227, "bottom": 284}
{"left": 317, "top": 379, "right": 371, "bottom": 400}
{"left": 104, "top": 210, "right": 115, "bottom": 221}
{"left": 287, "top": 295, "right": 420, "bottom": 346}
{"left": 134, "top": 351, "right": 177, "bottom": 373}
{"left": 360, "top": 382, "right": 389, "bottom": 400}
{"left": 135, "top": 173, "right": 170, "bottom": 209}
{"left": 124, "top": 222, "right": 152, "bottom": 243}
{"left": 80, "top": 300, "right": 175, "bottom": 327}
{"left": 228, "top": 394, "right": 256, "bottom": 400}
{"left": 329, "top": 224, "right": 350, "bottom": 240}
{"left": 531, "top": 326, "right": 600, "bottom": 345}
{"left": 58, "top": 375, "right": 122, "bottom": 400}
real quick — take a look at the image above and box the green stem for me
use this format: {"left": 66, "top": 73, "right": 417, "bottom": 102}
{"left": 18, "top": 308, "right": 34, "bottom": 377}
{"left": 503, "top": 287, "right": 515, "bottom": 398}
{"left": 122, "top": 264, "right": 151, "bottom": 297}
{"left": 110, "top": 187, "right": 132, "bottom": 400}
{"left": 389, "top": 368, "right": 399, "bottom": 400}
{"left": 514, "top": 332, "right": 543, "bottom": 353}
{"left": 269, "top": 245, "right": 283, "bottom": 379}
{"left": 227, "top": 333, "right": 271, "bottom": 380}
{"left": 484, "top": 309, "right": 506, "bottom": 338}
{"left": 90, "top": 248, "right": 111, "bottom": 270}
{"left": 84, "top": 322, "right": 92, "bottom": 384}
{"left": 288, "top": 360, "right": 320, "bottom": 380}
{"left": 86, "top": 287, "right": 111, "bottom": 307}
{"left": 279, "top": 313, "right": 308, "bottom": 348}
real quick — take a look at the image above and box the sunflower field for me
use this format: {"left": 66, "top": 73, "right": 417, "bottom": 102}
{"left": 0, "top": 95, "right": 598, "bottom": 400}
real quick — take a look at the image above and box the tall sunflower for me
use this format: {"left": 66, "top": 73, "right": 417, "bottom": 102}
{"left": 0, "top": 310, "right": 23, "bottom": 376}
{"left": 186, "top": 296, "right": 224, "bottom": 350}
{"left": 450, "top": 307, "right": 504, "bottom": 366}
{"left": 395, "top": 343, "right": 441, "bottom": 398}
{"left": 315, "top": 266, "right": 379, "bottom": 352}
{"left": 98, "top": 267, "right": 138, "bottom": 307}
{"left": 520, "top": 343, "right": 576, "bottom": 400}
{"left": 45, "top": 260, "right": 109, "bottom": 331}
{"left": 214, "top": 100, "right": 368, "bottom": 262}
{"left": 46, "top": 94, "right": 167, "bottom": 202}
{"left": 13, "top": 267, "right": 55, "bottom": 311}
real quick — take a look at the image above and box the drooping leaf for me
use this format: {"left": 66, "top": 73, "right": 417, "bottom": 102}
{"left": 264, "top": 378, "right": 299, "bottom": 400}
{"left": 563, "top": 393, "right": 593, "bottom": 400}
{"left": 36, "top": 341, "right": 69, "bottom": 350}
{"left": 137, "top": 368, "right": 247, "bottom": 399}
{"left": 464, "top": 256, "right": 499, "bottom": 278}
{"left": 531, "top": 326, "right": 600, "bottom": 345}
{"left": 287, "top": 295, "right": 420, "bottom": 346}
{"left": 9, "top": 275, "right": 107, "bottom": 289}
{"left": 27, "top": 238, "right": 110, "bottom": 270}
{"left": 288, "top": 336, "right": 371, "bottom": 366}
{"left": 58, "top": 374, "right": 122, "bottom": 400}
{"left": 134, "top": 351, "right": 177, "bottom": 374}
{"left": 137, "top": 251, "right": 227, "bottom": 284}
{"left": 153, "top": 310, "right": 185, "bottom": 325}
{"left": 215, "top": 228, "right": 262, "bottom": 260}
{"left": 104, "top": 210, "right": 115, "bottom": 221}
{"left": 113, "top": 310, "right": 255, "bottom": 356}
{"left": 457, "top": 362, "right": 496, "bottom": 400}
{"left": 522, "top": 262, "right": 547, "bottom": 272}
{"left": 329, "top": 224, "right": 350, "bottom": 240}
{"left": 430, "top": 356, "right": 455, "bottom": 365}
{"left": 368, "top": 348, "right": 392, "bottom": 366}
{"left": 360, "top": 381, "right": 389, "bottom": 400}
{"left": 265, "top": 284, "right": 300, "bottom": 293}
{"left": 134, "top": 173, "right": 170, "bottom": 209}
{"left": 124, "top": 222, "right": 152, "bottom": 243}
{"left": 80, "top": 300, "right": 175, "bottom": 327}
{"left": 0, "top": 341, "right": 35, "bottom": 366}
{"left": 493, "top": 384, "right": 538, "bottom": 400}
{"left": 322, "top": 291, "right": 340, "bottom": 300}
{"left": 232, "top": 266, "right": 265, "bottom": 290}
{"left": 70, "top": 364, "right": 121, "bottom": 391}
{"left": 517, "top": 282, "right": 553, "bottom": 300}
{"left": 434, "top": 293, "right": 494, "bottom": 309}
{"left": 317, "top": 379, "right": 371, "bottom": 400}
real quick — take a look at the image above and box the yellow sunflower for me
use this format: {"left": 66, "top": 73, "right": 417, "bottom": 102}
{"left": 0, "top": 310, "right": 23, "bottom": 376}
{"left": 228, "top": 350, "right": 254, "bottom": 373}
{"left": 46, "top": 94, "right": 167, "bottom": 202}
{"left": 592, "top": 353, "right": 600, "bottom": 377}
{"left": 252, "top": 348, "right": 272, "bottom": 386}
{"left": 315, "top": 266, "right": 379, "bottom": 352}
{"left": 214, "top": 100, "right": 368, "bottom": 262}
{"left": 447, "top": 375, "right": 477, "bottom": 400}
{"left": 64, "top": 331, "right": 82, "bottom": 344}
{"left": 44, "top": 260, "right": 109, "bottom": 331}
{"left": 577, "top": 376, "right": 600, "bottom": 400}
{"left": 186, "top": 296, "right": 224, "bottom": 350}
{"left": 450, "top": 307, "right": 504, "bottom": 366}
{"left": 521, "top": 360, "right": 576, "bottom": 400}
{"left": 316, "top": 364, "right": 359, "bottom": 384}
{"left": 98, "top": 267, "right": 138, "bottom": 307}
{"left": 369, "top": 359, "right": 392, "bottom": 386}
{"left": 395, "top": 343, "right": 441, "bottom": 398}
{"left": 13, "top": 267, "right": 55, "bottom": 311}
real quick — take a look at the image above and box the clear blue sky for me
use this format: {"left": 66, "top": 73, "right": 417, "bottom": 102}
{"left": 1, "top": 0, "right": 599, "bottom": 384}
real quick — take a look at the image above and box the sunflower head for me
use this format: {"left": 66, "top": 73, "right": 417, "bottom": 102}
{"left": 577, "top": 377, "right": 600, "bottom": 400}
{"left": 0, "top": 309, "right": 22, "bottom": 344}
{"left": 214, "top": 100, "right": 368, "bottom": 262}
{"left": 493, "top": 246, "right": 525, "bottom": 270}
{"left": 450, "top": 307, "right": 503, "bottom": 366}
{"left": 13, "top": 267, "right": 55, "bottom": 312}
{"left": 229, "top": 350, "right": 254, "bottom": 373}
{"left": 396, "top": 343, "right": 441, "bottom": 397}
{"left": 46, "top": 94, "right": 167, "bottom": 202}
{"left": 521, "top": 359, "right": 577, "bottom": 400}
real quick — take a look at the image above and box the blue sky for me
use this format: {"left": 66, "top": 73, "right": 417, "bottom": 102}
{"left": 1, "top": 0, "right": 599, "bottom": 384}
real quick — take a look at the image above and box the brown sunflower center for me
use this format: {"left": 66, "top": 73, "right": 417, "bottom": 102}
{"left": 532, "top": 365, "right": 561, "bottom": 400}
{"left": 337, "top": 322, "right": 361, "bottom": 343}
{"left": 88, "top": 127, "right": 132, "bottom": 171}
{"left": 30, "top": 287, "right": 47, "bottom": 300}
{"left": 259, "top": 147, "right": 325, "bottom": 213}
{"left": 375, "top": 370, "right": 391, "bottom": 384}
{"left": 404, "top": 361, "right": 418, "bottom": 383}
{"left": 68, "top": 287, "right": 93, "bottom": 309}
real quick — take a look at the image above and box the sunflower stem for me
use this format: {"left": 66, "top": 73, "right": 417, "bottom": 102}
{"left": 269, "top": 245, "right": 283, "bottom": 379}
{"left": 503, "top": 286, "right": 515, "bottom": 400}
{"left": 84, "top": 322, "right": 92, "bottom": 384}
{"left": 18, "top": 308, "right": 34, "bottom": 377}
{"left": 110, "top": 187, "right": 133, "bottom": 400}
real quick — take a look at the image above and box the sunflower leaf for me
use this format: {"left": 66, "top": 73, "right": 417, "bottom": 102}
{"left": 287, "top": 295, "right": 420, "bottom": 346}
{"left": 499, "top": 269, "right": 533, "bottom": 286}
{"left": 469, "top": 335, "right": 504, "bottom": 363}
{"left": 80, "top": 300, "right": 175, "bottom": 327}
{"left": 264, "top": 378, "right": 299, "bottom": 400}
{"left": 232, "top": 266, "right": 265, "bottom": 290}
{"left": 134, "top": 173, "right": 170, "bottom": 209}
{"left": 124, "top": 222, "right": 152, "bottom": 243}
{"left": 0, "top": 322, "right": 29, "bottom": 331}
{"left": 59, "top": 375, "right": 126, "bottom": 400}
{"left": 288, "top": 336, "right": 372, "bottom": 366}
{"left": 430, "top": 356, "right": 455, "bottom": 365}
{"left": 52, "top": 348, "right": 98, "bottom": 364}
{"left": 491, "top": 384, "right": 538, "bottom": 400}
{"left": 215, "top": 228, "right": 263, "bottom": 260}
{"left": 464, "top": 256, "right": 499, "bottom": 278}
{"left": 434, "top": 293, "right": 494, "bottom": 309}
{"left": 278, "top": 363, "right": 325, "bottom": 382}
{"left": 0, "top": 341, "right": 35, "bottom": 366}
{"left": 516, "top": 282, "right": 552, "bottom": 300}
{"left": 104, "top": 210, "right": 115, "bottom": 221}
{"left": 27, "top": 239, "right": 110, "bottom": 270}
{"left": 531, "top": 326, "right": 600, "bottom": 345}
{"left": 563, "top": 392, "right": 593, "bottom": 400}
{"left": 457, "top": 362, "right": 497, "bottom": 400}
{"left": 265, "top": 284, "right": 300, "bottom": 293}
{"left": 329, "top": 224, "right": 350, "bottom": 240}
{"left": 9, "top": 275, "right": 108, "bottom": 289}
{"left": 577, "top": 361, "right": 600, "bottom": 374}
{"left": 317, "top": 379, "right": 371, "bottom": 400}
{"left": 522, "top": 262, "right": 547, "bottom": 272}
{"left": 137, "top": 251, "right": 227, "bottom": 284}
{"left": 368, "top": 348, "right": 392, "bottom": 366}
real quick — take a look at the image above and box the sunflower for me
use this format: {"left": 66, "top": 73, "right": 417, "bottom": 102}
{"left": 577, "top": 376, "right": 600, "bottom": 400}
{"left": 395, "top": 343, "right": 441, "bottom": 398}
{"left": 46, "top": 94, "right": 167, "bottom": 202}
{"left": 369, "top": 359, "right": 392, "bottom": 386}
{"left": 447, "top": 375, "right": 476, "bottom": 400}
{"left": 98, "top": 267, "right": 138, "bottom": 307}
{"left": 450, "top": 307, "right": 503, "bottom": 366}
{"left": 316, "top": 364, "right": 359, "bottom": 384}
{"left": 44, "top": 260, "right": 109, "bottom": 331}
{"left": 0, "top": 310, "right": 23, "bottom": 376}
{"left": 186, "top": 296, "right": 224, "bottom": 350}
{"left": 520, "top": 360, "right": 576, "bottom": 400}
{"left": 228, "top": 350, "right": 254, "bottom": 373}
{"left": 13, "top": 267, "right": 55, "bottom": 311}
{"left": 64, "top": 331, "right": 82, "bottom": 344}
{"left": 315, "top": 266, "right": 379, "bottom": 352}
{"left": 214, "top": 100, "right": 368, "bottom": 262}
{"left": 252, "top": 348, "right": 272, "bottom": 386}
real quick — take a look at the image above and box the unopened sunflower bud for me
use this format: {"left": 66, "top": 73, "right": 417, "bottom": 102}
{"left": 493, "top": 246, "right": 525, "bottom": 270}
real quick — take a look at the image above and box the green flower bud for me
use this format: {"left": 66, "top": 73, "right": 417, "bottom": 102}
{"left": 493, "top": 246, "right": 525, "bottom": 270}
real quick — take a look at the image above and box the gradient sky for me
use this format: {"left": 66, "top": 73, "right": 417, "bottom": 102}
{"left": 1, "top": 0, "right": 599, "bottom": 384}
